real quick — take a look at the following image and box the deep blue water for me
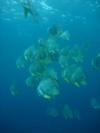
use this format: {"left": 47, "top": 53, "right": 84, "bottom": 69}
{"left": 0, "top": 0, "right": 100, "bottom": 133}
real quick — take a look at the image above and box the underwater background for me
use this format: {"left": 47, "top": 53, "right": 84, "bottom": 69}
{"left": 0, "top": 0, "right": 100, "bottom": 133}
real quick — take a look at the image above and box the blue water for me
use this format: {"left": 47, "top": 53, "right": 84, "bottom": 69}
{"left": 0, "top": 0, "right": 100, "bottom": 133}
